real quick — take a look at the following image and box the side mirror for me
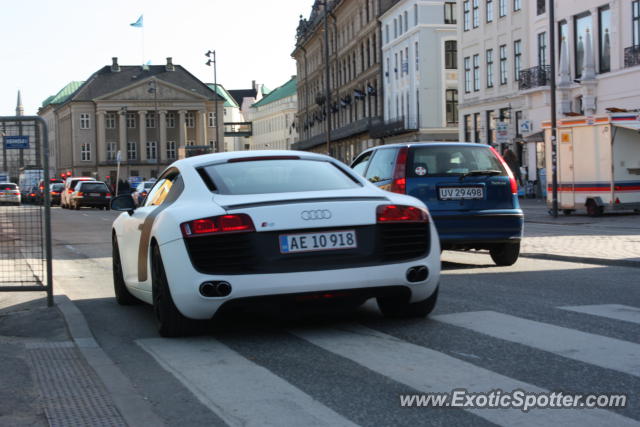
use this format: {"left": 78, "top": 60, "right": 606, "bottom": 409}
{"left": 111, "top": 194, "right": 136, "bottom": 215}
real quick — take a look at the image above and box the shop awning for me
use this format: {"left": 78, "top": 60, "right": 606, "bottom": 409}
{"left": 523, "top": 130, "right": 544, "bottom": 142}
{"left": 613, "top": 122, "right": 640, "bottom": 131}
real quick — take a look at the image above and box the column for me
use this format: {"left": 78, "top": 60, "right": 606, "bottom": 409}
{"left": 138, "top": 110, "right": 147, "bottom": 161}
{"left": 199, "top": 110, "right": 208, "bottom": 147}
{"left": 159, "top": 110, "right": 167, "bottom": 163}
{"left": 118, "top": 110, "right": 127, "bottom": 161}
{"left": 178, "top": 110, "right": 187, "bottom": 156}
{"left": 96, "top": 111, "right": 106, "bottom": 165}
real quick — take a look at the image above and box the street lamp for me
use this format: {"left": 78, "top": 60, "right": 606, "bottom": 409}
{"left": 312, "top": 0, "right": 332, "bottom": 157}
{"left": 205, "top": 50, "right": 219, "bottom": 153}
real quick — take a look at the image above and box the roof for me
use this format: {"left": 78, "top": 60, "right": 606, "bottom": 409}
{"left": 42, "top": 81, "right": 85, "bottom": 107}
{"left": 67, "top": 65, "right": 219, "bottom": 104}
{"left": 228, "top": 89, "right": 257, "bottom": 106}
{"left": 206, "top": 84, "right": 239, "bottom": 108}
{"left": 251, "top": 77, "right": 297, "bottom": 108}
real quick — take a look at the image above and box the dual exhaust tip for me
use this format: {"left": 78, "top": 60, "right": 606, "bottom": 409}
{"left": 199, "top": 281, "right": 232, "bottom": 298}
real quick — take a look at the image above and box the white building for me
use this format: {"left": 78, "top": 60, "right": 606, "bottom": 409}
{"left": 458, "top": 0, "right": 640, "bottom": 184}
{"left": 246, "top": 77, "right": 298, "bottom": 150}
{"left": 381, "top": 0, "right": 459, "bottom": 141}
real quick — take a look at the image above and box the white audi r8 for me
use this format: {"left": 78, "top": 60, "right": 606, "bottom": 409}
{"left": 111, "top": 151, "right": 441, "bottom": 337}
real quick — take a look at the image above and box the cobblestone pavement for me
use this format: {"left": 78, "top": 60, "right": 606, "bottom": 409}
{"left": 519, "top": 198, "right": 640, "bottom": 266}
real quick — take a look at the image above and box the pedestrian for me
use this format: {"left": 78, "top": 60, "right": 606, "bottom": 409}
{"left": 502, "top": 148, "right": 522, "bottom": 186}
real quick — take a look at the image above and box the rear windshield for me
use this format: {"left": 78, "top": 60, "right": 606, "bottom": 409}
{"left": 0, "top": 184, "right": 17, "bottom": 190}
{"left": 409, "top": 146, "right": 505, "bottom": 177}
{"left": 80, "top": 183, "right": 109, "bottom": 192}
{"left": 144, "top": 182, "right": 154, "bottom": 189}
{"left": 200, "top": 159, "right": 361, "bottom": 195}
{"left": 51, "top": 184, "right": 64, "bottom": 190}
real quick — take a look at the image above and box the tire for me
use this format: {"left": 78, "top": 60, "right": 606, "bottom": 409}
{"left": 112, "top": 237, "right": 139, "bottom": 305}
{"left": 152, "top": 245, "right": 196, "bottom": 337}
{"left": 490, "top": 242, "right": 520, "bottom": 266}
{"left": 562, "top": 209, "right": 573, "bottom": 216}
{"left": 377, "top": 286, "right": 439, "bottom": 318}
{"left": 586, "top": 199, "right": 603, "bottom": 217}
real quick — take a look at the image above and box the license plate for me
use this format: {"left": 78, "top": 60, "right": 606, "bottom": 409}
{"left": 438, "top": 186, "right": 484, "bottom": 200}
{"left": 89, "top": 193, "right": 101, "bottom": 197}
{"left": 279, "top": 229, "right": 357, "bottom": 254}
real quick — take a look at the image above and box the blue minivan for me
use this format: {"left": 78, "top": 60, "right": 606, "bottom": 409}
{"left": 351, "top": 143, "right": 524, "bottom": 266}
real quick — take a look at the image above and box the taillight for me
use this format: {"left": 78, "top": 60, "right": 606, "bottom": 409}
{"left": 106, "top": 193, "right": 112, "bottom": 198}
{"left": 490, "top": 147, "right": 518, "bottom": 194}
{"left": 51, "top": 191, "right": 60, "bottom": 195}
{"left": 29, "top": 193, "right": 36, "bottom": 197}
{"left": 77, "top": 192, "right": 84, "bottom": 197}
{"left": 67, "top": 189, "right": 73, "bottom": 194}
{"left": 389, "top": 147, "right": 408, "bottom": 194}
{"left": 377, "top": 205, "right": 428, "bottom": 223}
{"left": 181, "top": 214, "right": 255, "bottom": 237}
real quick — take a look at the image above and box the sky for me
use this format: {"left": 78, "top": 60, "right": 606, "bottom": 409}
{"left": 0, "top": 0, "right": 316, "bottom": 116}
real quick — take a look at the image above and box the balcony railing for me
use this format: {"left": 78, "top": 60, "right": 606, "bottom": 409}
{"left": 184, "top": 145, "right": 215, "bottom": 158}
{"left": 292, "top": 117, "right": 381, "bottom": 151}
{"left": 224, "top": 122, "right": 252, "bottom": 137}
{"left": 518, "top": 65, "right": 551, "bottom": 90}
{"left": 369, "top": 116, "right": 418, "bottom": 139}
{"left": 624, "top": 45, "right": 640, "bottom": 68}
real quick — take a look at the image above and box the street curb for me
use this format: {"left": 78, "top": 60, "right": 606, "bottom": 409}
{"left": 520, "top": 253, "right": 640, "bottom": 269}
{"left": 55, "top": 294, "right": 165, "bottom": 427}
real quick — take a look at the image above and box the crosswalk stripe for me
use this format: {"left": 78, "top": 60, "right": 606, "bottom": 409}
{"left": 292, "top": 325, "right": 637, "bottom": 427}
{"left": 560, "top": 304, "right": 640, "bottom": 325}
{"left": 433, "top": 311, "right": 640, "bottom": 377}
{"left": 137, "top": 337, "right": 357, "bottom": 427}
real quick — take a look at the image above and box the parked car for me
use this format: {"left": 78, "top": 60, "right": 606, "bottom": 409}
{"left": 0, "top": 183, "right": 21, "bottom": 205}
{"left": 131, "top": 181, "right": 156, "bottom": 206}
{"left": 69, "top": 181, "right": 112, "bottom": 210}
{"left": 49, "top": 183, "right": 65, "bottom": 206}
{"left": 351, "top": 142, "right": 524, "bottom": 266}
{"left": 61, "top": 177, "right": 94, "bottom": 208}
{"left": 110, "top": 151, "right": 441, "bottom": 337}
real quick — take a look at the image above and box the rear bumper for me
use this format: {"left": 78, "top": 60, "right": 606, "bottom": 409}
{"left": 432, "top": 210, "right": 524, "bottom": 249}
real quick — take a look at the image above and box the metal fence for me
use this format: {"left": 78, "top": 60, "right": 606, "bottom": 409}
{"left": 0, "top": 116, "right": 52, "bottom": 305}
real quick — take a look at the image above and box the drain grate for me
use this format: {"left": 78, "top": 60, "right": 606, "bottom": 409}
{"left": 26, "top": 341, "right": 127, "bottom": 427}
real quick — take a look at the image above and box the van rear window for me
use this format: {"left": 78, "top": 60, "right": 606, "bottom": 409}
{"left": 409, "top": 146, "right": 506, "bottom": 177}
{"left": 80, "top": 183, "right": 108, "bottom": 192}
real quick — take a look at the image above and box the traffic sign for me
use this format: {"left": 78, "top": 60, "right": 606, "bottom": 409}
{"left": 4, "top": 135, "right": 29, "bottom": 149}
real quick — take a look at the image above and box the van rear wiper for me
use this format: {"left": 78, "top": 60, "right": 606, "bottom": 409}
{"left": 459, "top": 170, "right": 502, "bottom": 180}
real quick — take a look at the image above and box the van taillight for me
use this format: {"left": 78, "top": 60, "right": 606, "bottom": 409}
{"left": 490, "top": 147, "right": 518, "bottom": 194}
{"left": 181, "top": 214, "right": 255, "bottom": 237}
{"left": 377, "top": 205, "right": 428, "bottom": 223}
{"left": 389, "top": 147, "right": 408, "bottom": 194}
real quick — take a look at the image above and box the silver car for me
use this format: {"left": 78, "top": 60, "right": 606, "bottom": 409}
{"left": 0, "top": 183, "right": 21, "bottom": 205}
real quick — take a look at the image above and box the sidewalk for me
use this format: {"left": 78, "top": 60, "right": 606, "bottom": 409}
{"left": 518, "top": 198, "right": 640, "bottom": 267}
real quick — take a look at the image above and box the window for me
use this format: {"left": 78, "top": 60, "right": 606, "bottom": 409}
{"left": 185, "top": 112, "right": 195, "bottom": 128}
{"left": 446, "top": 89, "right": 458, "bottom": 125}
{"left": 365, "top": 149, "right": 398, "bottom": 183}
{"left": 473, "top": 54, "right": 480, "bottom": 91}
{"left": 472, "top": 0, "right": 479, "bottom": 28}
{"left": 445, "top": 40, "right": 457, "bottom": 69}
{"left": 599, "top": 6, "right": 611, "bottom": 73}
{"left": 145, "top": 172, "right": 179, "bottom": 207}
{"left": 559, "top": 20, "right": 569, "bottom": 63}
{"left": 400, "top": 50, "right": 404, "bottom": 75}
{"left": 574, "top": 12, "right": 591, "bottom": 78}
{"left": 126, "top": 113, "right": 136, "bottom": 128}
{"left": 404, "top": 11, "right": 408, "bottom": 31}
{"left": 106, "top": 113, "right": 116, "bottom": 129}
{"left": 537, "top": 0, "right": 545, "bottom": 15}
{"left": 394, "top": 18, "right": 398, "bottom": 38}
{"left": 167, "top": 141, "right": 176, "bottom": 160}
{"left": 634, "top": 1, "right": 640, "bottom": 46}
{"left": 486, "top": 49, "right": 494, "bottom": 87}
{"left": 415, "top": 42, "right": 419, "bottom": 70}
{"left": 514, "top": 0, "right": 521, "bottom": 11}
{"left": 464, "top": 115, "right": 472, "bottom": 141}
{"left": 538, "top": 32, "right": 547, "bottom": 67}
{"left": 127, "top": 141, "right": 137, "bottom": 160}
{"left": 80, "top": 113, "right": 90, "bottom": 129}
{"left": 499, "top": 107, "right": 511, "bottom": 124}
{"left": 514, "top": 40, "right": 522, "bottom": 81}
{"left": 146, "top": 141, "right": 157, "bottom": 160}
{"left": 399, "top": 14, "right": 403, "bottom": 34}
{"left": 486, "top": 110, "right": 496, "bottom": 144}
{"left": 351, "top": 151, "right": 373, "bottom": 176}
{"left": 414, "top": 4, "right": 418, "bottom": 25}
{"left": 167, "top": 112, "right": 176, "bottom": 128}
{"left": 499, "top": 45, "right": 508, "bottom": 84}
{"left": 487, "top": 0, "right": 494, "bottom": 22}
{"left": 515, "top": 110, "right": 523, "bottom": 138}
{"left": 464, "top": 57, "right": 471, "bottom": 93}
{"left": 81, "top": 143, "right": 91, "bottom": 161}
{"left": 499, "top": 0, "right": 506, "bottom": 17}
{"left": 208, "top": 112, "right": 217, "bottom": 127}
{"left": 444, "top": 2, "right": 456, "bottom": 24}
{"left": 187, "top": 140, "right": 195, "bottom": 146}
{"left": 395, "top": 53, "right": 398, "bottom": 78}
{"left": 474, "top": 113, "right": 481, "bottom": 142}
{"left": 107, "top": 142, "right": 116, "bottom": 161}
{"left": 146, "top": 113, "right": 156, "bottom": 128}
{"left": 463, "top": 1, "right": 470, "bottom": 31}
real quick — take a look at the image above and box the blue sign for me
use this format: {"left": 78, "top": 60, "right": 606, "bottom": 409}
{"left": 5, "top": 136, "right": 29, "bottom": 149}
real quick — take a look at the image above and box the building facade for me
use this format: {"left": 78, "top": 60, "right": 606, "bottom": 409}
{"left": 381, "top": 0, "right": 459, "bottom": 142}
{"left": 38, "top": 58, "right": 223, "bottom": 183}
{"left": 292, "top": 0, "right": 384, "bottom": 163}
{"left": 247, "top": 77, "right": 298, "bottom": 150}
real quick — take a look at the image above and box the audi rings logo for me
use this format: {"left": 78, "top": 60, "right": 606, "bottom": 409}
{"left": 301, "top": 209, "right": 332, "bottom": 220}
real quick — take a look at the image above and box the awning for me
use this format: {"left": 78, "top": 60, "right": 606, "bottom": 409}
{"left": 523, "top": 130, "right": 544, "bottom": 142}
{"left": 613, "top": 122, "right": 640, "bottom": 131}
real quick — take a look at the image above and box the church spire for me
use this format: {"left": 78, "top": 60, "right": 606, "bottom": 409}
{"left": 16, "top": 90, "right": 24, "bottom": 116}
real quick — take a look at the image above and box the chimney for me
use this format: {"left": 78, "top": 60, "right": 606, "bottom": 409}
{"left": 166, "top": 57, "right": 175, "bottom": 71}
{"left": 111, "top": 57, "right": 120, "bottom": 72}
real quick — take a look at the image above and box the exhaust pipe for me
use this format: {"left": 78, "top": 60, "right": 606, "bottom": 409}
{"left": 199, "top": 281, "right": 232, "bottom": 297}
{"left": 406, "top": 266, "right": 428, "bottom": 283}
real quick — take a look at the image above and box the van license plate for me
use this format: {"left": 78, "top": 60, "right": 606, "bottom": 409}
{"left": 438, "top": 186, "right": 484, "bottom": 200}
{"left": 279, "top": 230, "right": 357, "bottom": 254}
